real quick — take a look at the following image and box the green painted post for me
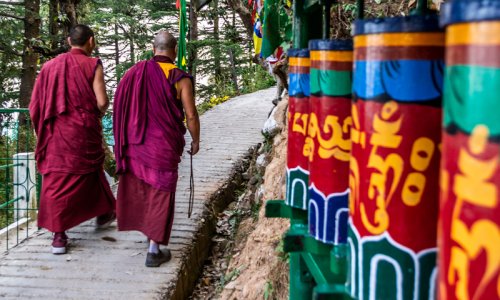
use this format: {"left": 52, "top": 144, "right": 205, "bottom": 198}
{"left": 330, "top": 244, "right": 348, "bottom": 282}
{"left": 292, "top": 0, "right": 300, "bottom": 48}
{"left": 356, "top": 0, "right": 364, "bottom": 19}
{"left": 416, "top": 0, "right": 428, "bottom": 14}
{"left": 289, "top": 253, "right": 314, "bottom": 300}
{"left": 292, "top": 0, "right": 309, "bottom": 49}
{"left": 322, "top": 1, "right": 331, "bottom": 40}
{"left": 287, "top": 196, "right": 314, "bottom": 299}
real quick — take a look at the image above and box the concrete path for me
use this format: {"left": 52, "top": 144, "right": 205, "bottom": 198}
{"left": 0, "top": 87, "right": 276, "bottom": 300}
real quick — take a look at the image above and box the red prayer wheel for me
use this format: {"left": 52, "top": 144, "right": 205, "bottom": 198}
{"left": 286, "top": 49, "right": 310, "bottom": 210}
{"left": 307, "top": 39, "right": 353, "bottom": 245}
{"left": 348, "top": 15, "right": 444, "bottom": 299}
{"left": 439, "top": 1, "right": 500, "bottom": 299}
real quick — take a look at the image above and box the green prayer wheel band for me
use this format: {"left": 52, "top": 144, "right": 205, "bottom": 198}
{"left": 309, "top": 40, "right": 353, "bottom": 98}
{"left": 443, "top": 65, "right": 500, "bottom": 137}
{"left": 310, "top": 69, "right": 352, "bottom": 97}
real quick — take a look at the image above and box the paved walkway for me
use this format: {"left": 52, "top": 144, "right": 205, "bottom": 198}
{"left": 0, "top": 88, "right": 276, "bottom": 299}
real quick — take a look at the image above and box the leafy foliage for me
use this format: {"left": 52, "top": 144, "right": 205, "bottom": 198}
{"left": 190, "top": 1, "right": 276, "bottom": 109}
{"left": 0, "top": 0, "right": 275, "bottom": 111}
{"left": 263, "top": 281, "right": 274, "bottom": 300}
{"left": 0, "top": 3, "right": 24, "bottom": 106}
{"left": 330, "top": 0, "right": 442, "bottom": 39}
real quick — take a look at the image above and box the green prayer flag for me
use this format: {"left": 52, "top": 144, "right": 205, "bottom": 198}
{"left": 260, "top": 0, "right": 289, "bottom": 58}
{"left": 177, "top": 0, "right": 188, "bottom": 71}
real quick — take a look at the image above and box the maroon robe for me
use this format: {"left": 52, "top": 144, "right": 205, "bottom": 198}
{"left": 113, "top": 56, "right": 191, "bottom": 244}
{"left": 29, "top": 49, "right": 115, "bottom": 232}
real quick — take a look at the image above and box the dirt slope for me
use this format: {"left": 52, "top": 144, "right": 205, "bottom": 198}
{"left": 219, "top": 98, "right": 290, "bottom": 300}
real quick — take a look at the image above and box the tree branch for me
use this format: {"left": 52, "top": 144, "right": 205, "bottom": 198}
{"left": 0, "top": 43, "right": 22, "bottom": 56}
{"left": 0, "top": 1, "right": 24, "bottom": 6}
{"left": 32, "top": 45, "right": 69, "bottom": 58}
{"left": 117, "top": 24, "right": 131, "bottom": 39}
{"left": 0, "top": 11, "right": 25, "bottom": 20}
{"left": 225, "top": 0, "right": 253, "bottom": 39}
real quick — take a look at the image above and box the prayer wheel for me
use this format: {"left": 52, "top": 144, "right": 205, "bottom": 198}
{"left": 307, "top": 40, "right": 353, "bottom": 245}
{"left": 439, "top": 1, "right": 500, "bottom": 299}
{"left": 287, "top": 49, "right": 310, "bottom": 210}
{"left": 348, "top": 15, "right": 444, "bottom": 299}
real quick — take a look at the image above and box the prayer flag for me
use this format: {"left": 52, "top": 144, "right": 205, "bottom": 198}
{"left": 253, "top": 18, "right": 263, "bottom": 55}
{"left": 260, "top": 0, "right": 288, "bottom": 58}
{"left": 177, "top": 0, "right": 188, "bottom": 71}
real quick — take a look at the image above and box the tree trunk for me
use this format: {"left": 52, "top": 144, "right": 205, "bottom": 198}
{"left": 232, "top": 8, "right": 236, "bottom": 28}
{"left": 19, "top": 0, "right": 40, "bottom": 108}
{"left": 129, "top": 27, "right": 135, "bottom": 64}
{"left": 227, "top": 48, "right": 239, "bottom": 94}
{"left": 48, "top": 0, "right": 59, "bottom": 50}
{"left": 213, "top": 0, "right": 221, "bottom": 79}
{"left": 114, "top": 22, "right": 120, "bottom": 81}
{"left": 187, "top": 2, "right": 198, "bottom": 85}
{"left": 60, "top": 0, "right": 79, "bottom": 37}
{"left": 226, "top": 0, "right": 253, "bottom": 40}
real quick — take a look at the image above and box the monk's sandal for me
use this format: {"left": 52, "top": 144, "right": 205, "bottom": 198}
{"left": 96, "top": 212, "right": 116, "bottom": 229}
{"left": 145, "top": 249, "right": 171, "bottom": 267}
{"left": 52, "top": 232, "right": 68, "bottom": 255}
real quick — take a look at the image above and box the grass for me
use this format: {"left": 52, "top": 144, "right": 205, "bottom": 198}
{"left": 261, "top": 132, "right": 274, "bottom": 154}
{"left": 264, "top": 281, "right": 274, "bottom": 300}
{"left": 216, "top": 265, "right": 246, "bottom": 293}
{"left": 275, "top": 239, "right": 289, "bottom": 262}
{"left": 251, "top": 201, "right": 262, "bottom": 221}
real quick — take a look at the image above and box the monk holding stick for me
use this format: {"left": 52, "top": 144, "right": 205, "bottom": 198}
{"left": 113, "top": 31, "right": 200, "bottom": 267}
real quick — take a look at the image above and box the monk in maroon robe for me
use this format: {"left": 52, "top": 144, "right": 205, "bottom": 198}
{"left": 29, "top": 25, "right": 116, "bottom": 255}
{"left": 114, "top": 31, "right": 200, "bottom": 267}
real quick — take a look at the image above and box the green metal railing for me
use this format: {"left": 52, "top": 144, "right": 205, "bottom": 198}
{"left": 0, "top": 108, "right": 41, "bottom": 251}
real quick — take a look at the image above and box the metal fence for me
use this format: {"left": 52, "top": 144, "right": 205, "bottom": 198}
{"left": 0, "top": 109, "right": 40, "bottom": 251}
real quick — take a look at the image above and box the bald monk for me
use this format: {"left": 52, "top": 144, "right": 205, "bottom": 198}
{"left": 30, "top": 25, "right": 116, "bottom": 254}
{"left": 113, "top": 31, "right": 200, "bottom": 267}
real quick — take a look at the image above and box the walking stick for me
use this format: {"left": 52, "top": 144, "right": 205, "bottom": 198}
{"left": 188, "top": 153, "right": 194, "bottom": 218}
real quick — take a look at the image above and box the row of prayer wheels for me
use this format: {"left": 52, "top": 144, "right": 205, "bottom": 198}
{"left": 266, "top": 0, "right": 500, "bottom": 299}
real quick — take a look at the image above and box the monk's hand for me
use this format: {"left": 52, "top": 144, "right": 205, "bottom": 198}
{"left": 188, "top": 140, "right": 199, "bottom": 155}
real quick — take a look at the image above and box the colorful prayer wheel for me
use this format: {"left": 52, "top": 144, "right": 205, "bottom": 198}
{"left": 307, "top": 40, "right": 353, "bottom": 245}
{"left": 439, "top": 1, "right": 500, "bottom": 300}
{"left": 348, "top": 15, "right": 444, "bottom": 299}
{"left": 287, "top": 49, "right": 310, "bottom": 210}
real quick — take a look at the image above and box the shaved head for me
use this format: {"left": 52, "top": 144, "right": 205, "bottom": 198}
{"left": 154, "top": 31, "right": 177, "bottom": 51}
{"left": 69, "top": 24, "right": 94, "bottom": 46}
